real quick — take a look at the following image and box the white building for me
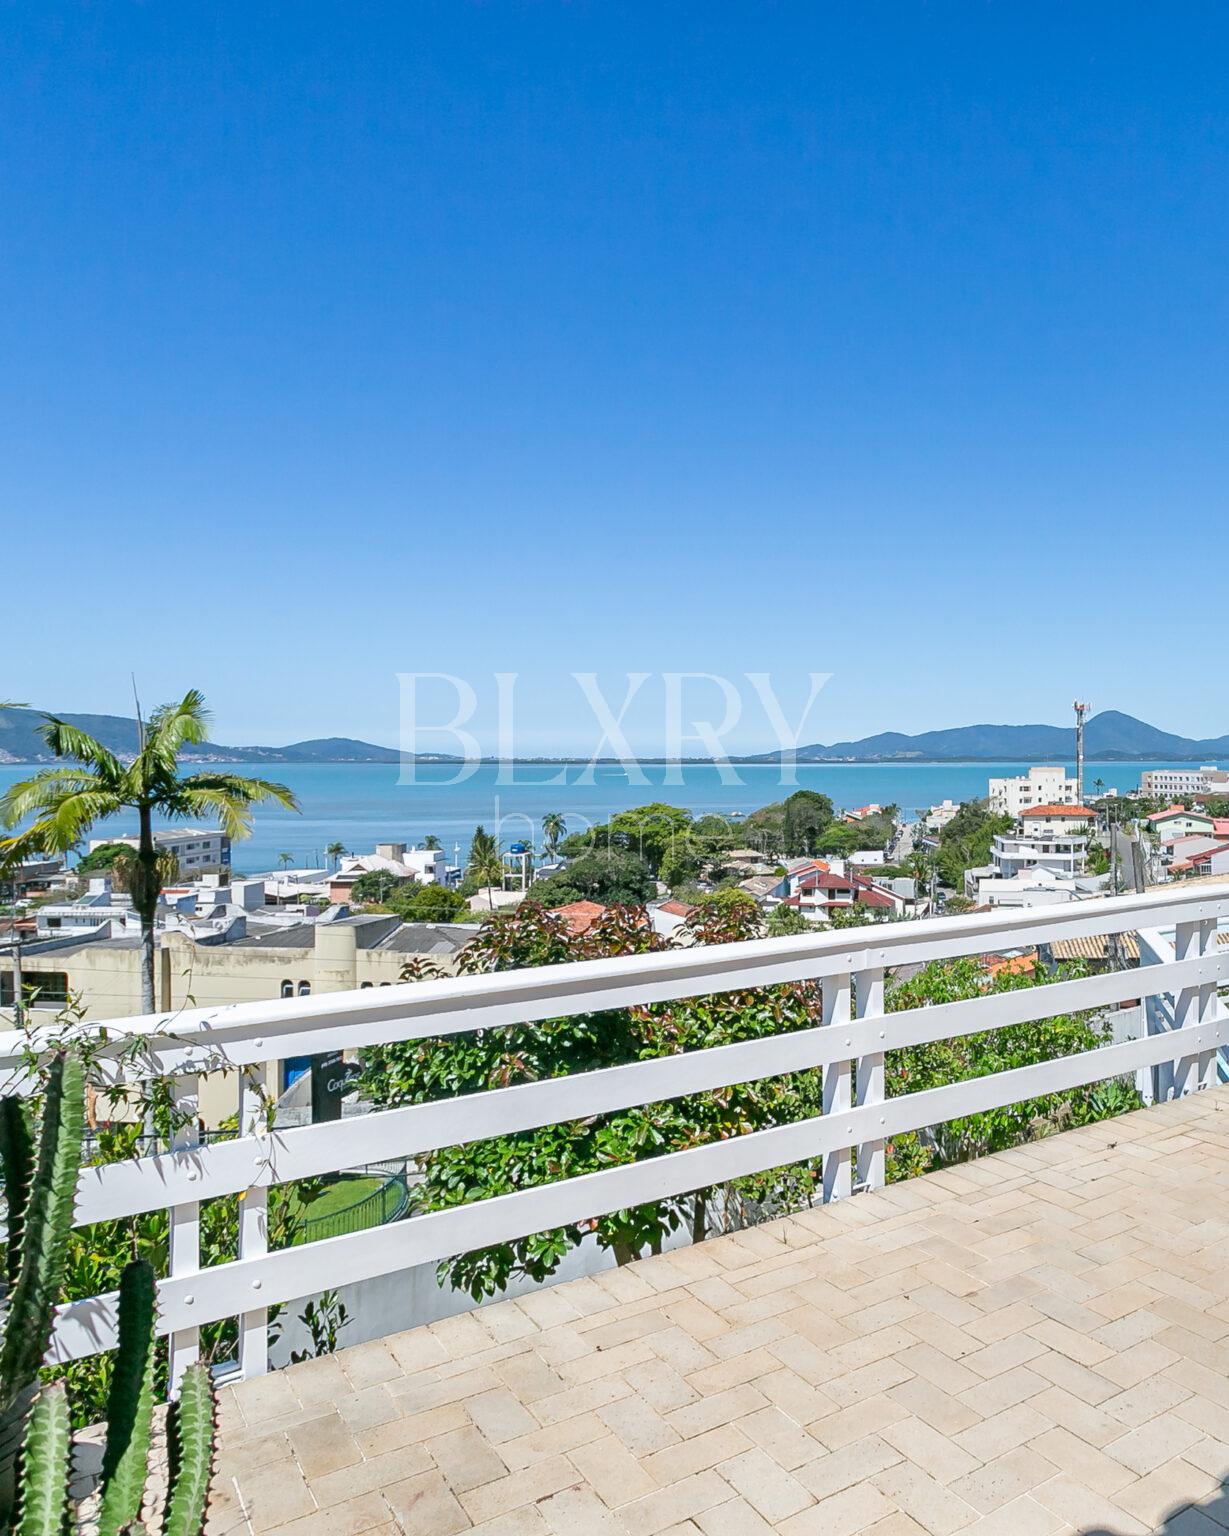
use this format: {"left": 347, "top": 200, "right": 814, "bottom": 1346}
{"left": 924, "top": 800, "right": 960, "bottom": 831}
{"left": 963, "top": 864, "right": 1100, "bottom": 910}
{"left": 987, "top": 767, "right": 1079, "bottom": 817}
{"left": 87, "top": 827, "right": 231, "bottom": 871}
{"left": 1140, "top": 765, "right": 1229, "bottom": 797}
{"left": 340, "top": 843, "right": 448, "bottom": 886}
{"left": 1170, "top": 842, "right": 1229, "bottom": 877}
{"left": 964, "top": 805, "right": 1097, "bottom": 906}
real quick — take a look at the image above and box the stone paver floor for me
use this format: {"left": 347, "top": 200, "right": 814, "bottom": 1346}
{"left": 211, "top": 1088, "right": 1229, "bottom": 1536}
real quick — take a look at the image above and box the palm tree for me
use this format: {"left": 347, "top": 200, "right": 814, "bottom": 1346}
{"left": 278, "top": 851, "right": 294, "bottom": 870}
{"left": 542, "top": 812, "right": 567, "bottom": 860}
{"left": 1093, "top": 777, "right": 1105, "bottom": 799}
{"left": 325, "top": 840, "right": 346, "bottom": 869}
{"left": 422, "top": 834, "right": 442, "bottom": 851}
{"left": 467, "top": 825, "right": 497, "bottom": 871}
{"left": 0, "top": 690, "right": 298, "bottom": 1014}
{"left": 471, "top": 850, "right": 505, "bottom": 910}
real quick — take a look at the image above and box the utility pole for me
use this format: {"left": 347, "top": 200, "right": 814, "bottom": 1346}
{"left": 1073, "top": 700, "right": 1090, "bottom": 804}
{"left": 7, "top": 929, "right": 24, "bottom": 1031}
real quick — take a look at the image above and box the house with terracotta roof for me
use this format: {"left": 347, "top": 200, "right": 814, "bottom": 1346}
{"left": 780, "top": 858, "right": 830, "bottom": 898}
{"left": 789, "top": 869, "right": 906, "bottom": 923}
{"left": 1018, "top": 803, "right": 1096, "bottom": 837}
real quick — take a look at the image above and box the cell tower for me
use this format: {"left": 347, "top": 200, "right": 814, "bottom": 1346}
{"left": 1073, "top": 699, "right": 1090, "bottom": 804}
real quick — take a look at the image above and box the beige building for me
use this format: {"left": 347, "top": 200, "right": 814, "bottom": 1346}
{"left": 5, "top": 914, "right": 474, "bottom": 1125}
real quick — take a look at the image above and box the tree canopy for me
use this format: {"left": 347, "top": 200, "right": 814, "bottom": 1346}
{"left": 73, "top": 841, "right": 133, "bottom": 874}
{"left": 529, "top": 849, "right": 655, "bottom": 907}
{"left": 360, "top": 898, "right": 825, "bottom": 1297}
{"left": 934, "top": 801, "right": 1012, "bottom": 889}
{"left": 744, "top": 790, "right": 834, "bottom": 856}
{"left": 561, "top": 802, "right": 694, "bottom": 874}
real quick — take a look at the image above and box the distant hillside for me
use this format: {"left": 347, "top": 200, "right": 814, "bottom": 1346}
{"left": 0, "top": 708, "right": 425, "bottom": 764}
{"left": 3, "top": 704, "right": 1227, "bottom": 766}
{"left": 746, "top": 710, "right": 1229, "bottom": 764}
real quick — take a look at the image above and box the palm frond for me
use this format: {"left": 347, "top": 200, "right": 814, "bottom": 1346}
{"left": 172, "top": 789, "right": 253, "bottom": 842}
{"left": 6, "top": 790, "right": 125, "bottom": 855}
{"left": 176, "top": 774, "right": 299, "bottom": 843}
{"left": 0, "top": 830, "right": 44, "bottom": 871}
{"left": 144, "top": 690, "right": 210, "bottom": 770}
{"left": 180, "top": 773, "right": 299, "bottom": 810}
{"left": 0, "top": 770, "right": 109, "bottom": 829}
{"left": 35, "top": 718, "right": 125, "bottom": 782}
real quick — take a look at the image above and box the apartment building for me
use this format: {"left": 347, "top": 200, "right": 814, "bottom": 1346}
{"left": 87, "top": 827, "right": 231, "bottom": 870}
{"left": 1140, "top": 765, "right": 1229, "bottom": 797}
{"left": 987, "top": 766, "right": 1079, "bottom": 817}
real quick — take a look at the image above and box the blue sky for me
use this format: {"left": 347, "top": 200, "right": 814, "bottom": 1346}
{"left": 5, "top": 3, "right": 1228, "bottom": 754}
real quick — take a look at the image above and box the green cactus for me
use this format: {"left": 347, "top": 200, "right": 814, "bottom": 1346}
{"left": 163, "top": 1365, "right": 218, "bottom": 1536}
{"left": 0, "top": 1049, "right": 219, "bottom": 1536}
{"left": 0, "top": 1051, "right": 85, "bottom": 1525}
{"left": 0, "top": 1052, "right": 86, "bottom": 1407}
{"left": 95, "top": 1261, "right": 157, "bottom": 1536}
{"left": 15, "top": 1384, "right": 71, "bottom": 1536}
{"left": 0, "top": 1097, "right": 34, "bottom": 1288}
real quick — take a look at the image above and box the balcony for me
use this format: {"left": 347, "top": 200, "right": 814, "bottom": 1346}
{"left": 4, "top": 882, "right": 1229, "bottom": 1534}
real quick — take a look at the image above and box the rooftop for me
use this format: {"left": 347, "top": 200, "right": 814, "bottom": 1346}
{"left": 550, "top": 900, "right": 610, "bottom": 935}
{"left": 215, "top": 1087, "right": 1229, "bottom": 1536}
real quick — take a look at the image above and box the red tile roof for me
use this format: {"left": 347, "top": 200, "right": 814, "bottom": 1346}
{"left": 1151, "top": 805, "right": 1211, "bottom": 823}
{"left": 1020, "top": 804, "right": 1095, "bottom": 818}
{"left": 799, "top": 872, "right": 856, "bottom": 892}
{"left": 550, "top": 900, "right": 608, "bottom": 935}
{"left": 657, "top": 900, "right": 697, "bottom": 917}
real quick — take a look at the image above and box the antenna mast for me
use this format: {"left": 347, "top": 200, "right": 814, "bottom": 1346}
{"left": 1073, "top": 699, "right": 1090, "bottom": 803}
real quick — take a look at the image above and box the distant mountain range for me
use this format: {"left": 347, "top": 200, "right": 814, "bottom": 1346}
{"left": 745, "top": 710, "right": 1229, "bottom": 764}
{"left": 1, "top": 705, "right": 1227, "bottom": 765}
{"left": 0, "top": 708, "right": 417, "bottom": 765}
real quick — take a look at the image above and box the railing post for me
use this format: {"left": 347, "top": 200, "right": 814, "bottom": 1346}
{"left": 1139, "top": 928, "right": 1174, "bottom": 1104}
{"left": 821, "top": 972, "right": 852, "bottom": 1202}
{"left": 238, "top": 1062, "right": 270, "bottom": 1380}
{"left": 1173, "top": 917, "right": 1216, "bottom": 1097}
{"left": 854, "top": 967, "right": 886, "bottom": 1192}
{"left": 167, "top": 1073, "right": 200, "bottom": 1396}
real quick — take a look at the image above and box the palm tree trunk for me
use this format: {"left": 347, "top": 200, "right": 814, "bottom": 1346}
{"left": 137, "top": 804, "right": 157, "bottom": 1016}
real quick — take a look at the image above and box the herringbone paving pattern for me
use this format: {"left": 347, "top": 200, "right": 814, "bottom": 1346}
{"left": 211, "top": 1089, "right": 1229, "bottom": 1535}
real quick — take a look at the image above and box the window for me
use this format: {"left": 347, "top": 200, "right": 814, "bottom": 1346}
{"left": 280, "top": 980, "right": 294, "bottom": 998}
{"left": 360, "top": 981, "right": 373, "bottom": 989}
{"left": 297, "top": 981, "right": 311, "bottom": 996}
{"left": 3, "top": 972, "right": 69, "bottom": 1007}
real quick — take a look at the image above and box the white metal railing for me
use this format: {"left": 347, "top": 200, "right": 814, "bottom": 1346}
{"left": 1, "top": 883, "right": 1227, "bottom": 1386}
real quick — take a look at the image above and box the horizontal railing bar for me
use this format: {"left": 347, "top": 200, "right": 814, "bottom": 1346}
{"left": 6, "top": 886, "right": 1228, "bottom": 1092}
{"left": 73, "top": 951, "right": 1223, "bottom": 1223}
{"left": 49, "top": 1007, "right": 1229, "bottom": 1361}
